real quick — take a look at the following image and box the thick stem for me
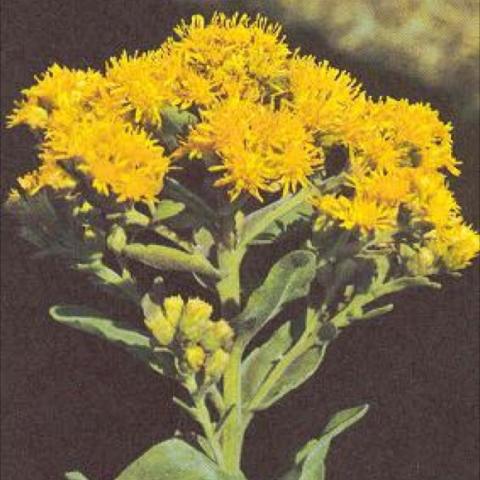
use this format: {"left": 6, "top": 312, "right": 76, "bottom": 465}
{"left": 194, "top": 396, "right": 225, "bottom": 469}
{"left": 222, "top": 341, "right": 246, "bottom": 473}
{"left": 216, "top": 245, "right": 243, "bottom": 309}
{"left": 216, "top": 242, "right": 245, "bottom": 474}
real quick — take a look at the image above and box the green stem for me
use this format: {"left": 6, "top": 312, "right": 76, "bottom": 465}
{"left": 216, "top": 241, "right": 245, "bottom": 474}
{"left": 208, "top": 384, "right": 226, "bottom": 416}
{"left": 194, "top": 396, "right": 225, "bottom": 469}
{"left": 216, "top": 245, "right": 244, "bottom": 309}
{"left": 222, "top": 340, "right": 246, "bottom": 473}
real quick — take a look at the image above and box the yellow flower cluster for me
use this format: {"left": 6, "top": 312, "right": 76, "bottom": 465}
{"left": 7, "top": 13, "right": 293, "bottom": 201}
{"left": 182, "top": 97, "right": 323, "bottom": 199}
{"left": 8, "top": 64, "right": 169, "bottom": 201}
{"left": 6, "top": 12, "right": 479, "bottom": 270}
{"left": 144, "top": 296, "right": 234, "bottom": 380}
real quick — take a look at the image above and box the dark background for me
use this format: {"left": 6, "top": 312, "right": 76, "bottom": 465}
{"left": 1, "top": 1, "right": 479, "bottom": 479}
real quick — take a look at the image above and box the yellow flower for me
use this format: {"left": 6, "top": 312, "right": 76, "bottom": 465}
{"left": 346, "top": 169, "right": 412, "bottom": 206}
{"left": 163, "top": 295, "right": 184, "bottom": 328}
{"left": 200, "top": 319, "right": 234, "bottom": 352}
{"left": 16, "top": 164, "right": 75, "bottom": 195}
{"left": 8, "top": 64, "right": 105, "bottom": 129}
{"left": 368, "top": 98, "right": 459, "bottom": 175}
{"left": 407, "top": 172, "right": 459, "bottom": 228}
{"left": 288, "top": 55, "right": 362, "bottom": 136}
{"left": 205, "top": 349, "right": 230, "bottom": 380}
{"left": 180, "top": 298, "right": 213, "bottom": 341}
{"left": 184, "top": 345, "right": 206, "bottom": 372}
{"left": 169, "top": 13, "right": 290, "bottom": 103}
{"left": 41, "top": 117, "right": 170, "bottom": 201}
{"left": 145, "top": 311, "right": 176, "bottom": 346}
{"left": 6, "top": 10, "right": 476, "bottom": 261}
{"left": 427, "top": 222, "right": 480, "bottom": 270}
{"left": 182, "top": 97, "right": 323, "bottom": 199}
{"left": 7, "top": 103, "right": 49, "bottom": 129}
{"left": 314, "top": 194, "right": 398, "bottom": 233}
{"left": 105, "top": 50, "right": 175, "bottom": 126}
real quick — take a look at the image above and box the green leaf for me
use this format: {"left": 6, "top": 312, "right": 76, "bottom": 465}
{"left": 242, "top": 322, "right": 295, "bottom": 405}
{"left": 159, "top": 106, "right": 198, "bottom": 151}
{"left": 298, "top": 443, "right": 328, "bottom": 480}
{"left": 75, "top": 259, "right": 141, "bottom": 304}
{"left": 7, "top": 190, "right": 101, "bottom": 262}
{"left": 164, "top": 178, "right": 218, "bottom": 230}
{"left": 161, "top": 105, "right": 197, "bottom": 133}
{"left": 49, "top": 305, "right": 170, "bottom": 375}
{"left": 106, "top": 224, "right": 127, "bottom": 254}
{"left": 380, "top": 276, "right": 442, "bottom": 295}
{"left": 279, "top": 404, "right": 369, "bottom": 480}
{"left": 300, "top": 405, "right": 369, "bottom": 480}
{"left": 239, "top": 190, "right": 310, "bottom": 247}
{"left": 236, "top": 250, "right": 316, "bottom": 334}
{"left": 153, "top": 200, "right": 185, "bottom": 222}
{"left": 256, "top": 344, "right": 327, "bottom": 410}
{"left": 115, "top": 439, "right": 234, "bottom": 480}
{"left": 319, "top": 404, "right": 370, "bottom": 441}
{"left": 65, "top": 472, "right": 90, "bottom": 480}
{"left": 194, "top": 228, "right": 215, "bottom": 257}
{"left": 123, "top": 243, "right": 221, "bottom": 279}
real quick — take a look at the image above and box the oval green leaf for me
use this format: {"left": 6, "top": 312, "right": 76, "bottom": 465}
{"left": 115, "top": 439, "right": 233, "bottom": 480}
{"left": 236, "top": 250, "right": 317, "bottom": 335}
{"left": 123, "top": 243, "right": 221, "bottom": 279}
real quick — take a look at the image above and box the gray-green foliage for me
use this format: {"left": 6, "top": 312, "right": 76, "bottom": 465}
{"left": 115, "top": 439, "right": 242, "bottom": 480}
{"left": 8, "top": 128, "right": 445, "bottom": 479}
{"left": 280, "top": 405, "right": 369, "bottom": 480}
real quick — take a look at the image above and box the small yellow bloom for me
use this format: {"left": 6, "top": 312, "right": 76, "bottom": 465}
{"left": 314, "top": 194, "right": 398, "bottom": 234}
{"left": 288, "top": 55, "right": 361, "bottom": 136}
{"left": 180, "top": 298, "right": 213, "bottom": 341}
{"left": 184, "top": 345, "right": 206, "bottom": 372}
{"left": 145, "top": 311, "right": 176, "bottom": 346}
{"left": 205, "top": 349, "right": 230, "bottom": 379}
{"left": 163, "top": 295, "right": 184, "bottom": 328}
{"left": 405, "top": 247, "right": 437, "bottom": 276}
{"left": 428, "top": 222, "right": 480, "bottom": 270}
{"left": 347, "top": 169, "right": 412, "bottom": 206}
{"left": 200, "top": 319, "right": 234, "bottom": 352}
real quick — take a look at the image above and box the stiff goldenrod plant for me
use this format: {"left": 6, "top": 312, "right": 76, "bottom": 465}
{"left": 5, "top": 12, "right": 479, "bottom": 480}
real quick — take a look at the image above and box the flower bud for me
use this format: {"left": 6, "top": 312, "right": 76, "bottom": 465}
{"left": 163, "top": 295, "right": 184, "bottom": 329}
{"left": 205, "top": 349, "right": 230, "bottom": 380}
{"left": 106, "top": 224, "right": 127, "bottom": 254}
{"left": 180, "top": 298, "right": 212, "bottom": 342}
{"left": 185, "top": 345, "right": 206, "bottom": 372}
{"left": 406, "top": 247, "right": 436, "bottom": 276}
{"left": 145, "top": 311, "right": 175, "bottom": 346}
{"left": 200, "top": 319, "right": 234, "bottom": 351}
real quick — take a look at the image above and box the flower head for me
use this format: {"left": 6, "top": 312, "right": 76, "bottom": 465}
{"left": 313, "top": 194, "right": 398, "bottom": 234}
{"left": 182, "top": 97, "right": 323, "bottom": 199}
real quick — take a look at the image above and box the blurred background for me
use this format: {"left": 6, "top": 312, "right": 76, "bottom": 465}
{"left": 1, "top": 1, "right": 478, "bottom": 479}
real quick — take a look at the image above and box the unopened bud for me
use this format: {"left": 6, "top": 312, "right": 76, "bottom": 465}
{"left": 185, "top": 345, "right": 206, "bottom": 372}
{"left": 200, "top": 320, "right": 234, "bottom": 351}
{"left": 163, "top": 295, "right": 184, "bottom": 329}
{"left": 145, "top": 312, "right": 175, "bottom": 346}
{"left": 205, "top": 349, "right": 230, "bottom": 380}
{"left": 106, "top": 225, "right": 127, "bottom": 254}
{"left": 180, "top": 298, "right": 212, "bottom": 341}
{"left": 406, "top": 247, "right": 436, "bottom": 276}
